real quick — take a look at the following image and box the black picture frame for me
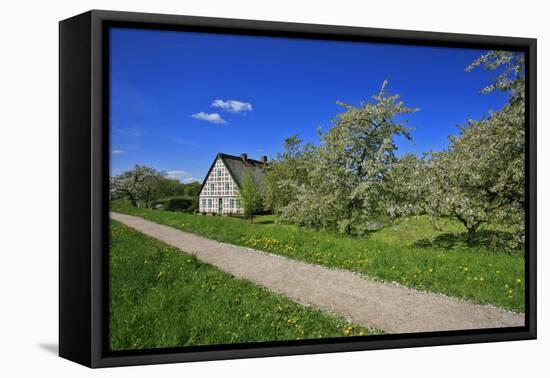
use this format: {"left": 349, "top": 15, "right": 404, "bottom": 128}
{"left": 59, "top": 9, "right": 537, "bottom": 368}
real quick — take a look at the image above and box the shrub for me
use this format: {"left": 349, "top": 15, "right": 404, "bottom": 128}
{"left": 165, "top": 196, "right": 193, "bottom": 212}
{"left": 149, "top": 199, "right": 166, "bottom": 209}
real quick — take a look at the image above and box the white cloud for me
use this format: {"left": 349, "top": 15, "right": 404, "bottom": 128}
{"left": 212, "top": 99, "right": 253, "bottom": 114}
{"left": 182, "top": 177, "right": 200, "bottom": 183}
{"left": 191, "top": 112, "right": 226, "bottom": 124}
{"left": 165, "top": 170, "right": 188, "bottom": 179}
{"left": 112, "top": 149, "right": 124, "bottom": 155}
{"left": 164, "top": 171, "right": 199, "bottom": 183}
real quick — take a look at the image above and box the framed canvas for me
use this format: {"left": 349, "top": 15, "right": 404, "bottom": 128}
{"left": 59, "top": 10, "right": 536, "bottom": 368}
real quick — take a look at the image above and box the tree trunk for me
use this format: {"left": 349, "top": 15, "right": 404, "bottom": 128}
{"left": 467, "top": 226, "right": 477, "bottom": 245}
{"left": 454, "top": 210, "right": 481, "bottom": 245}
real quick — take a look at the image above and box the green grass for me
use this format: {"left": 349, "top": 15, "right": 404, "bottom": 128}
{"left": 110, "top": 220, "right": 377, "bottom": 351}
{"left": 111, "top": 201, "right": 525, "bottom": 312}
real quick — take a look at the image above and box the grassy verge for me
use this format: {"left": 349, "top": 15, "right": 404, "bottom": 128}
{"left": 111, "top": 202, "right": 525, "bottom": 312}
{"left": 110, "top": 220, "right": 376, "bottom": 351}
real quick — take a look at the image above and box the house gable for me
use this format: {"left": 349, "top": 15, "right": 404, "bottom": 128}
{"left": 199, "top": 153, "right": 266, "bottom": 196}
{"left": 199, "top": 156, "right": 239, "bottom": 198}
{"left": 198, "top": 153, "right": 267, "bottom": 214}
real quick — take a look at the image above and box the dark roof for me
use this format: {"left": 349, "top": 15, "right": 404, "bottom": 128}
{"left": 200, "top": 153, "right": 267, "bottom": 195}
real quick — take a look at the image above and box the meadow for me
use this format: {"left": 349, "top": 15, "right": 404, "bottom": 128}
{"left": 111, "top": 201, "right": 525, "bottom": 312}
{"left": 110, "top": 220, "right": 376, "bottom": 351}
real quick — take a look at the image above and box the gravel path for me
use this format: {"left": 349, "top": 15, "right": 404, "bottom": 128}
{"left": 111, "top": 212, "right": 524, "bottom": 334}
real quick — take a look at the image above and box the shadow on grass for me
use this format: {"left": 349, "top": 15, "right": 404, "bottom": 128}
{"left": 413, "top": 230, "right": 523, "bottom": 254}
{"left": 252, "top": 218, "right": 275, "bottom": 225}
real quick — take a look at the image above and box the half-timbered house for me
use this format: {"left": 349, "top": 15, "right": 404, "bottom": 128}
{"left": 198, "top": 153, "right": 267, "bottom": 214}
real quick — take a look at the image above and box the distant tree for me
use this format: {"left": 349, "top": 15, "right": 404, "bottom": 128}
{"left": 263, "top": 134, "right": 313, "bottom": 213}
{"left": 157, "top": 177, "right": 181, "bottom": 198}
{"left": 111, "top": 165, "right": 165, "bottom": 207}
{"left": 239, "top": 172, "right": 262, "bottom": 222}
{"left": 182, "top": 181, "right": 201, "bottom": 197}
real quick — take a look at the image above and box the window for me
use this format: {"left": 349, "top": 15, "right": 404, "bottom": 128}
{"left": 207, "top": 199, "right": 212, "bottom": 208}
{"left": 217, "top": 169, "right": 222, "bottom": 177}
{"left": 201, "top": 199, "right": 206, "bottom": 208}
{"left": 210, "top": 183, "right": 214, "bottom": 191}
{"left": 230, "top": 199, "right": 234, "bottom": 209}
{"left": 225, "top": 182, "right": 230, "bottom": 191}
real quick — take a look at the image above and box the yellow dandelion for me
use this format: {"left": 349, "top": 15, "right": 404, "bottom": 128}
{"left": 428, "top": 268, "right": 433, "bottom": 273}
{"left": 516, "top": 278, "right": 522, "bottom": 284}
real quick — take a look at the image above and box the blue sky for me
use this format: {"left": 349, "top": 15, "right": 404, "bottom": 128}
{"left": 110, "top": 27, "right": 509, "bottom": 183}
